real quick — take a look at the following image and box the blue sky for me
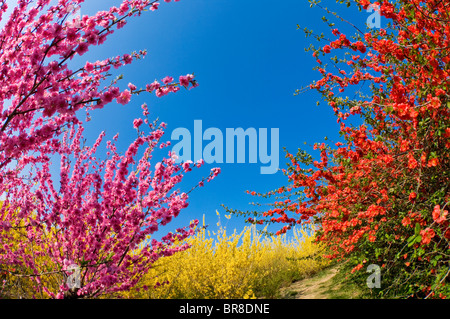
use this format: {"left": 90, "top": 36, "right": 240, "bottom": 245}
{"left": 7, "top": 0, "right": 380, "bottom": 237}
{"left": 76, "top": 0, "right": 376, "bottom": 237}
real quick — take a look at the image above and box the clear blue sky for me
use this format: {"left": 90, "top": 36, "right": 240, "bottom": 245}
{"left": 9, "top": 0, "right": 379, "bottom": 237}
{"left": 76, "top": 0, "right": 375, "bottom": 237}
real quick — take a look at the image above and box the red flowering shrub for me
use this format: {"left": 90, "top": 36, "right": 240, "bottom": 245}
{"left": 228, "top": 0, "right": 450, "bottom": 298}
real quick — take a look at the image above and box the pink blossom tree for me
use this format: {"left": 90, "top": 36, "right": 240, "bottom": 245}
{"left": 0, "top": 0, "right": 217, "bottom": 298}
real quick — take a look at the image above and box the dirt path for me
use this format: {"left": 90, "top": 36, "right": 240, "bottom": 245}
{"left": 280, "top": 264, "right": 345, "bottom": 299}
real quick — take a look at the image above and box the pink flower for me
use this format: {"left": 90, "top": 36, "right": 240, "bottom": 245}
{"left": 119, "top": 3, "right": 129, "bottom": 13}
{"left": 101, "top": 91, "right": 114, "bottom": 104}
{"left": 117, "top": 20, "right": 127, "bottom": 29}
{"left": 155, "top": 88, "right": 164, "bottom": 98}
{"left": 85, "top": 32, "right": 99, "bottom": 45}
{"left": 128, "top": 83, "right": 137, "bottom": 91}
{"left": 123, "top": 54, "right": 133, "bottom": 64}
{"left": 179, "top": 74, "right": 194, "bottom": 88}
{"left": 133, "top": 118, "right": 143, "bottom": 129}
{"left": 182, "top": 160, "right": 193, "bottom": 172}
{"left": 76, "top": 42, "right": 89, "bottom": 56}
{"left": 155, "top": 87, "right": 170, "bottom": 98}
{"left": 67, "top": 28, "right": 78, "bottom": 42}
{"left": 196, "top": 159, "right": 205, "bottom": 167}
{"left": 207, "top": 167, "right": 221, "bottom": 182}
{"left": 170, "top": 86, "right": 180, "bottom": 93}
{"left": 116, "top": 90, "right": 132, "bottom": 105}
{"left": 146, "top": 80, "right": 160, "bottom": 92}
{"left": 84, "top": 62, "right": 94, "bottom": 72}
{"left": 162, "top": 76, "right": 174, "bottom": 84}
{"left": 190, "top": 81, "right": 199, "bottom": 90}
{"left": 141, "top": 103, "right": 149, "bottom": 116}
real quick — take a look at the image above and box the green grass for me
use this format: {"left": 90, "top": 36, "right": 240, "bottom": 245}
{"left": 322, "top": 262, "right": 376, "bottom": 299}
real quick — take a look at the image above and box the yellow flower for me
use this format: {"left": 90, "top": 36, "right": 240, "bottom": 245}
{"left": 123, "top": 213, "right": 329, "bottom": 299}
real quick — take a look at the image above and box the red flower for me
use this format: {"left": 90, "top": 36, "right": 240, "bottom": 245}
{"left": 420, "top": 228, "right": 435, "bottom": 245}
{"left": 354, "top": 41, "right": 366, "bottom": 53}
{"left": 427, "top": 158, "right": 439, "bottom": 167}
{"left": 432, "top": 205, "right": 448, "bottom": 224}
{"left": 402, "top": 217, "right": 411, "bottom": 226}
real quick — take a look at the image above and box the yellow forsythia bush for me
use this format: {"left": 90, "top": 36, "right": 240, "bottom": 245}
{"left": 123, "top": 215, "right": 330, "bottom": 299}
{"left": 0, "top": 202, "right": 62, "bottom": 299}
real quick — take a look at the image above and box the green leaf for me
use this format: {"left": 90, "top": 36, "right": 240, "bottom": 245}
{"left": 414, "top": 223, "right": 421, "bottom": 235}
{"left": 407, "top": 236, "right": 416, "bottom": 247}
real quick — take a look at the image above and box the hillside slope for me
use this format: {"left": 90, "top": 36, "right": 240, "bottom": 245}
{"left": 280, "top": 263, "right": 365, "bottom": 299}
